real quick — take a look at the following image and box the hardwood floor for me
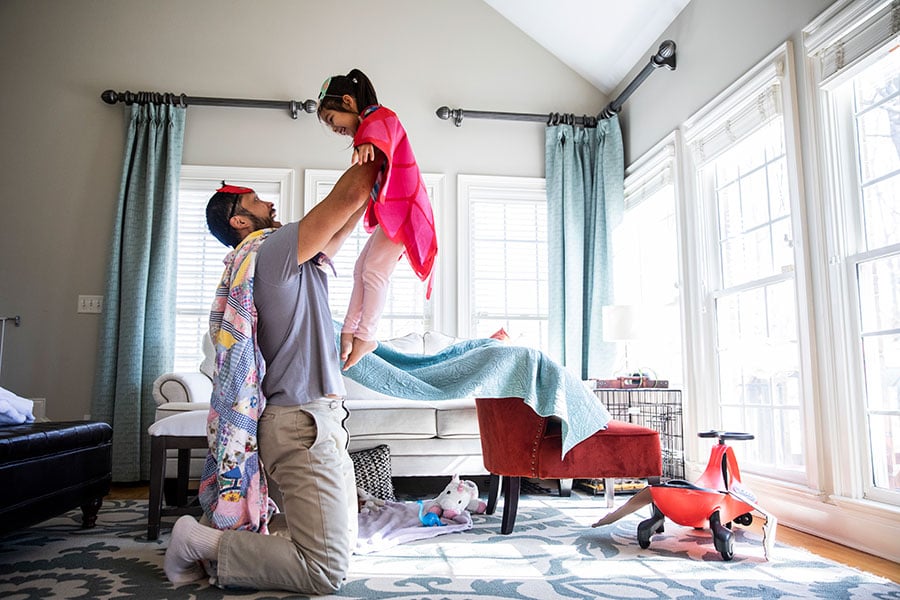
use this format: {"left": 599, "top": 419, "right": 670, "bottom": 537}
{"left": 109, "top": 482, "right": 899, "bottom": 584}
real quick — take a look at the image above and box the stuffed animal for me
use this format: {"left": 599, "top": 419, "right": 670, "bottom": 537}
{"left": 357, "top": 487, "right": 386, "bottom": 514}
{"left": 426, "top": 475, "right": 487, "bottom": 520}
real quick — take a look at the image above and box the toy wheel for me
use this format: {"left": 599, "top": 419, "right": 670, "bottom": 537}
{"left": 734, "top": 512, "right": 753, "bottom": 526}
{"left": 710, "top": 511, "right": 734, "bottom": 561}
{"left": 637, "top": 504, "right": 665, "bottom": 549}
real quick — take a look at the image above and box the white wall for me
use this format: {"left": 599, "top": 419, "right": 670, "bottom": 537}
{"left": 615, "top": 0, "right": 836, "bottom": 163}
{"left": 0, "top": 0, "right": 606, "bottom": 421}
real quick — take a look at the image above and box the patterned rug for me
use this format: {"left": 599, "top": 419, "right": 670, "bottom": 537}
{"left": 0, "top": 494, "right": 896, "bottom": 599}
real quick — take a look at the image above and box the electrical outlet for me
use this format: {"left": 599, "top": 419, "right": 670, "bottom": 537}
{"left": 77, "top": 295, "right": 103, "bottom": 314}
{"left": 31, "top": 398, "right": 47, "bottom": 420}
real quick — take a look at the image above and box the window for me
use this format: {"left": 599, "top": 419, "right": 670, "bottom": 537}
{"left": 458, "top": 175, "right": 548, "bottom": 350}
{"left": 174, "top": 166, "right": 293, "bottom": 371}
{"left": 303, "top": 169, "right": 443, "bottom": 338}
{"left": 807, "top": 0, "right": 900, "bottom": 503}
{"left": 616, "top": 137, "right": 684, "bottom": 388}
{"left": 682, "top": 43, "right": 810, "bottom": 481}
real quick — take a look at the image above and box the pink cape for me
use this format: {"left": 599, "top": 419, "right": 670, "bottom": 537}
{"left": 354, "top": 106, "right": 437, "bottom": 293}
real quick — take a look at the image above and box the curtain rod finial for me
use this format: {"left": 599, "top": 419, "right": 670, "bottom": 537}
{"left": 101, "top": 90, "right": 119, "bottom": 105}
{"left": 435, "top": 106, "right": 464, "bottom": 126}
{"left": 653, "top": 40, "right": 677, "bottom": 70}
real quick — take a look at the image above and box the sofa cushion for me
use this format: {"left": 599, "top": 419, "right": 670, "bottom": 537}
{"left": 344, "top": 404, "right": 438, "bottom": 439}
{"left": 380, "top": 332, "right": 424, "bottom": 354}
{"left": 345, "top": 398, "right": 477, "bottom": 440}
{"left": 155, "top": 402, "right": 211, "bottom": 422}
{"left": 435, "top": 404, "right": 480, "bottom": 438}
{"left": 423, "top": 331, "right": 462, "bottom": 354}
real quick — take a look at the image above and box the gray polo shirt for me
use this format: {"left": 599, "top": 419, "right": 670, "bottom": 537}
{"left": 253, "top": 222, "right": 346, "bottom": 405}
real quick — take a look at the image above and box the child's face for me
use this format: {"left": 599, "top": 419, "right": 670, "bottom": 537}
{"left": 321, "top": 108, "right": 360, "bottom": 138}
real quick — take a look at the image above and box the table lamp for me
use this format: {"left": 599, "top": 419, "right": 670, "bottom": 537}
{"left": 602, "top": 304, "right": 644, "bottom": 376}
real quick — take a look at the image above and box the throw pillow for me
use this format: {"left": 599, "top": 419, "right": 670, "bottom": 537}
{"left": 350, "top": 444, "right": 396, "bottom": 501}
{"left": 490, "top": 328, "right": 510, "bottom": 342}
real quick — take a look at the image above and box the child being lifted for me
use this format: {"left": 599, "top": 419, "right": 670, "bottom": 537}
{"left": 317, "top": 68, "right": 437, "bottom": 370}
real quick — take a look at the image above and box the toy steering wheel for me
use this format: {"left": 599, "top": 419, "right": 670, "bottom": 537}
{"left": 698, "top": 430, "right": 755, "bottom": 444}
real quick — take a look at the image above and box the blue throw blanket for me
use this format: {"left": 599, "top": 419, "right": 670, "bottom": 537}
{"left": 340, "top": 327, "right": 611, "bottom": 457}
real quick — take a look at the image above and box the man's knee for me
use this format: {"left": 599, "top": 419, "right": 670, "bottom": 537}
{"left": 307, "top": 562, "right": 348, "bottom": 595}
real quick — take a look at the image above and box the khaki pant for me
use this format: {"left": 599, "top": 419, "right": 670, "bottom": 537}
{"left": 215, "top": 400, "right": 357, "bottom": 594}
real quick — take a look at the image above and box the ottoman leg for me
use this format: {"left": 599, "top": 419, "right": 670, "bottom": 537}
{"left": 80, "top": 496, "right": 103, "bottom": 528}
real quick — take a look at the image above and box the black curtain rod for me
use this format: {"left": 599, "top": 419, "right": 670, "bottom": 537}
{"left": 100, "top": 90, "right": 318, "bottom": 119}
{"left": 436, "top": 40, "right": 676, "bottom": 128}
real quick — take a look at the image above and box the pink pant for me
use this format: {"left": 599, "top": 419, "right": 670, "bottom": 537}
{"left": 342, "top": 226, "right": 404, "bottom": 341}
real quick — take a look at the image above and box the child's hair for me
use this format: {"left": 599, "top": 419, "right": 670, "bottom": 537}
{"left": 317, "top": 68, "right": 378, "bottom": 120}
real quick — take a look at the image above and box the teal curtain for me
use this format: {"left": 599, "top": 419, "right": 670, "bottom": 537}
{"left": 92, "top": 103, "right": 186, "bottom": 481}
{"left": 546, "top": 115, "right": 624, "bottom": 379}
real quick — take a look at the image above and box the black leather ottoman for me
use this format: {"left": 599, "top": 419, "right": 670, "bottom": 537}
{"left": 0, "top": 421, "right": 112, "bottom": 535}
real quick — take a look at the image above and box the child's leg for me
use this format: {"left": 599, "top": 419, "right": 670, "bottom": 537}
{"left": 343, "top": 228, "right": 403, "bottom": 369}
{"left": 341, "top": 238, "right": 373, "bottom": 361}
{"left": 355, "top": 227, "right": 404, "bottom": 340}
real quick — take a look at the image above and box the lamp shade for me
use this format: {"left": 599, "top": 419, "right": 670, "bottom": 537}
{"left": 602, "top": 305, "right": 644, "bottom": 341}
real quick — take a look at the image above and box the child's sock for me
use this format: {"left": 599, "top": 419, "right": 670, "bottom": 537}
{"left": 164, "top": 515, "right": 223, "bottom": 584}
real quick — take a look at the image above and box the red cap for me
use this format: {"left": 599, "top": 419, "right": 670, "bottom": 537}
{"left": 217, "top": 183, "right": 254, "bottom": 195}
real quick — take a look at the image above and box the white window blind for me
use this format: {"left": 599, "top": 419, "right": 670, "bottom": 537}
{"left": 303, "top": 169, "right": 441, "bottom": 338}
{"left": 174, "top": 166, "right": 292, "bottom": 372}
{"left": 624, "top": 140, "right": 676, "bottom": 210}
{"left": 684, "top": 77, "right": 784, "bottom": 166}
{"left": 458, "top": 175, "right": 548, "bottom": 350}
{"left": 805, "top": 0, "right": 900, "bottom": 84}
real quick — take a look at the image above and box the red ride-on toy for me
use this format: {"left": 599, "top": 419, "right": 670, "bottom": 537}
{"left": 637, "top": 430, "right": 773, "bottom": 561}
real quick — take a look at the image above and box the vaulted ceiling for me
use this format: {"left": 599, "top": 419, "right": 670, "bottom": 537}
{"left": 483, "top": 0, "right": 691, "bottom": 95}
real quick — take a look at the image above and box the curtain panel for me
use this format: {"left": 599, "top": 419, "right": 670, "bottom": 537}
{"left": 546, "top": 115, "right": 624, "bottom": 379}
{"left": 92, "top": 103, "right": 186, "bottom": 481}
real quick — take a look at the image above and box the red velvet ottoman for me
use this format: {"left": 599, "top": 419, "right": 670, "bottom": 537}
{"left": 475, "top": 397, "right": 662, "bottom": 533}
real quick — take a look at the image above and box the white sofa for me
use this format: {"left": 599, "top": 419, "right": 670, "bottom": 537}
{"left": 151, "top": 331, "right": 487, "bottom": 479}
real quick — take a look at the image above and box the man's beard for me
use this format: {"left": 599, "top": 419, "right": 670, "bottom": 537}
{"left": 247, "top": 212, "right": 278, "bottom": 230}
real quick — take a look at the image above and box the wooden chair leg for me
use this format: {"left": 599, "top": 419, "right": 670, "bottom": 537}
{"left": 486, "top": 473, "right": 501, "bottom": 515}
{"left": 147, "top": 436, "right": 166, "bottom": 540}
{"left": 558, "top": 478, "right": 573, "bottom": 497}
{"left": 500, "top": 476, "right": 521, "bottom": 535}
{"left": 176, "top": 448, "right": 191, "bottom": 506}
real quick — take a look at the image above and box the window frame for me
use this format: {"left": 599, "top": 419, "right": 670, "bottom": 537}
{"left": 620, "top": 133, "right": 687, "bottom": 391}
{"left": 457, "top": 174, "right": 548, "bottom": 347}
{"left": 303, "top": 168, "right": 445, "bottom": 336}
{"left": 680, "top": 42, "right": 820, "bottom": 486}
{"left": 804, "top": 0, "right": 900, "bottom": 506}
{"left": 173, "top": 165, "right": 294, "bottom": 371}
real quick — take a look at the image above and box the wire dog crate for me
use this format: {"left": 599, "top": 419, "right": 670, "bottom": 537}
{"left": 595, "top": 388, "right": 685, "bottom": 481}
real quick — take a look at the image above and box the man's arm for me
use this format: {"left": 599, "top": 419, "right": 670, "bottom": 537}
{"left": 296, "top": 158, "right": 380, "bottom": 265}
{"left": 321, "top": 203, "right": 367, "bottom": 260}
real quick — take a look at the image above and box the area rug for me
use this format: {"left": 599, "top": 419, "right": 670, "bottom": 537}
{"left": 0, "top": 495, "right": 896, "bottom": 599}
